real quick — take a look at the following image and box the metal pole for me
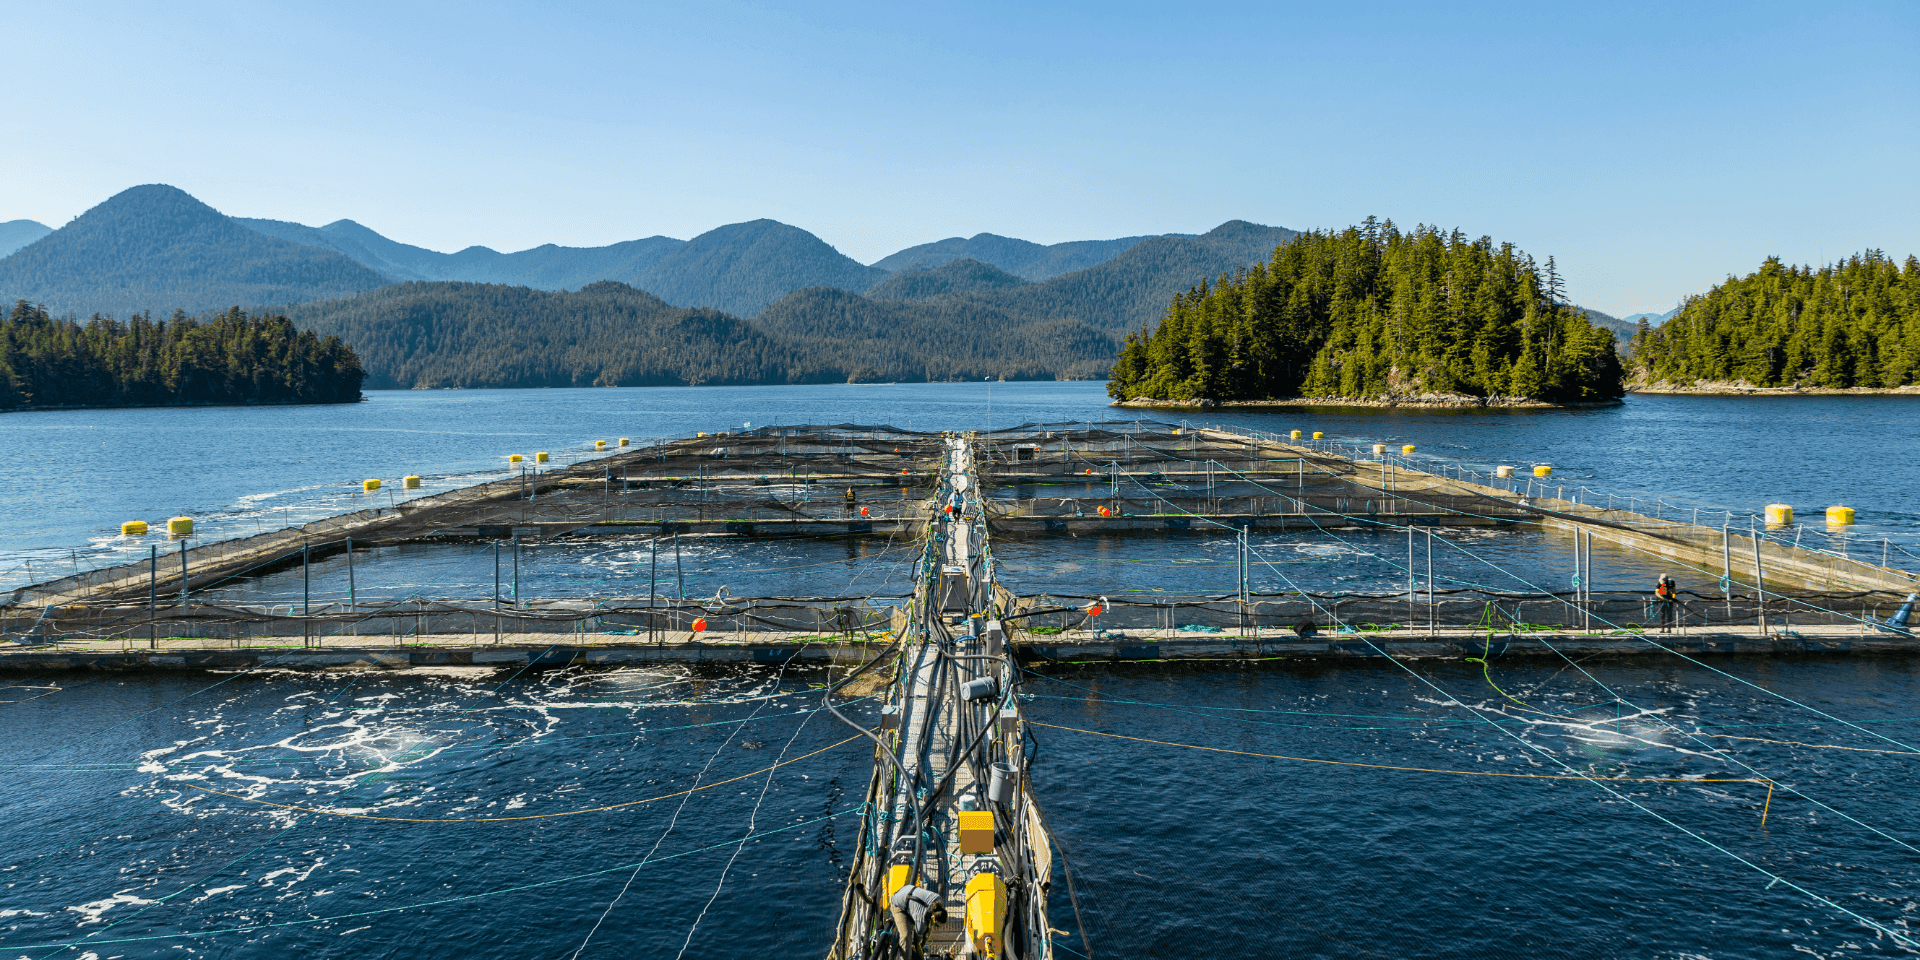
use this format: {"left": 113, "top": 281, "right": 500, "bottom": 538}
{"left": 302, "top": 542, "right": 311, "bottom": 615}
{"left": 178, "top": 541, "right": 189, "bottom": 604}
{"left": 675, "top": 532, "right": 685, "bottom": 599}
{"left": 1751, "top": 521, "right": 1767, "bottom": 637}
{"left": 512, "top": 534, "right": 521, "bottom": 608}
{"left": 149, "top": 545, "right": 157, "bottom": 649}
{"left": 1408, "top": 524, "right": 1415, "bottom": 630}
{"left": 650, "top": 536, "right": 659, "bottom": 644}
{"left": 1426, "top": 529, "right": 1435, "bottom": 635}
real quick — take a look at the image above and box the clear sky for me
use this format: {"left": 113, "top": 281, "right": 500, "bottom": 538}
{"left": 4, "top": 0, "right": 1915, "bottom": 317}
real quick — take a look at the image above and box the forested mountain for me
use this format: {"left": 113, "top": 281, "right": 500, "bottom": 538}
{"left": 1632, "top": 252, "right": 1919, "bottom": 389}
{"left": 1108, "top": 220, "right": 1625, "bottom": 404}
{"left": 872, "top": 232, "right": 1185, "bottom": 280}
{"left": 955, "top": 220, "right": 1300, "bottom": 336}
{"left": 754, "top": 287, "right": 1115, "bottom": 381}
{"left": 0, "top": 220, "right": 51, "bottom": 258}
{"left": 281, "top": 280, "right": 1117, "bottom": 387}
{"left": 866, "top": 258, "right": 1030, "bottom": 300}
{"left": 1, "top": 301, "right": 362, "bottom": 409}
{"left": 0, "top": 186, "right": 392, "bottom": 317}
{"left": 283, "top": 281, "right": 816, "bottom": 389}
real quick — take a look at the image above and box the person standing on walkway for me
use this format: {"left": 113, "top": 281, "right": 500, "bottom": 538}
{"left": 1654, "top": 574, "right": 1678, "bottom": 633}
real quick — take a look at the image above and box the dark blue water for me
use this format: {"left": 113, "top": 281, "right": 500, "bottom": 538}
{"left": 6, "top": 384, "right": 1920, "bottom": 957}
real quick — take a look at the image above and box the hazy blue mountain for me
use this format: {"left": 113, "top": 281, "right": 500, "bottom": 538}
{"left": 1573, "top": 306, "right": 1639, "bottom": 339}
{"left": 1620, "top": 308, "right": 1682, "bottom": 326}
{"left": 954, "top": 220, "right": 1300, "bottom": 335}
{"left": 0, "top": 220, "right": 52, "bottom": 258}
{"left": 872, "top": 231, "right": 1192, "bottom": 280}
{"left": 323, "top": 219, "right": 685, "bottom": 290}
{"left": 244, "top": 215, "right": 872, "bottom": 315}
{"left": 627, "top": 219, "right": 888, "bottom": 317}
{"left": 866, "top": 258, "right": 1031, "bottom": 300}
{"left": 0, "top": 185, "right": 393, "bottom": 317}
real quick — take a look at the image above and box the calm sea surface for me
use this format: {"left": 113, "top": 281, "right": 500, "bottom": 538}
{"left": 4, "top": 383, "right": 1920, "bottom": 958}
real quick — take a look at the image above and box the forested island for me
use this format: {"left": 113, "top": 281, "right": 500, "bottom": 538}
{"left": 1630, "top": 252, "right": 1919, "bottom": 391}
{"left": 1107, "top": 220, "right": 1625, "bottom": 406}
{"left": 0, "top": 301, "right": 364, "bottom": 410}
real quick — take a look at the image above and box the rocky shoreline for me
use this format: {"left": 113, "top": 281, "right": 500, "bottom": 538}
{"left": 1629, "top": 380, "right": 1920, "bottom": 397}
{"left": 1111, "top": 393, "right": 1620, "bottom": 410}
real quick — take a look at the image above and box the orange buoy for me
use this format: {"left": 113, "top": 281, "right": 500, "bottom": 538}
{"left": 1084, "top": 468, "right": 1094, "bottom": 475}
{"left": 691, "top": 618, "right": 708, "bottom": 632}
{"left": 860, "top": 506, "right": 870, "bottom": 517}
{"left": 944, "top": 504, "right": 955, "bottom": 514}
{"left": 1087, "top": 604, "right": 1103, "bottom": 617}
{"left": 1097, "top": 506, "right": 1112, "bottom": 517}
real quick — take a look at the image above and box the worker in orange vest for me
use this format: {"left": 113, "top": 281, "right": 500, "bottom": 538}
{"left": 1653, "top": 574, "right": 1678, "bottom": 633}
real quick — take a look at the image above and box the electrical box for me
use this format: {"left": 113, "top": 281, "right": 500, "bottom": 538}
{"left": 957, "top": 810, "right": 996, "bottom": 854}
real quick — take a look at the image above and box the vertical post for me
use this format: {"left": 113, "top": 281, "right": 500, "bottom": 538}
{"left": 346, "top": 537, "right": 356, "bottom": 609}
{"left": 178, "top": 541, "right": 189, "bottom": 604}
{"left": 1426, "top": 529, "right": 1435, "bottom": 635}
{"left": 1407, "top": 524, "right": 1415, "bottom": 631}
{"left": 675, "top": 532, "right": 685, "bottom": 600}
{"left": 302, "top": 542, "right": 311, "bottom": 616}
{"left": 650, "top": 536, "right": 659, "bottom": 644}
{"left": 493, "top": 541, "right": 501, "bottom": 644}
{"left": 512, "top": 534, "right": 521, "bottom": 609}
{"left": 1751, "top": 521, "right": 1767, "bottom": 637}
{"left": 149, "top": 545, "right": 157, "bottom": 649}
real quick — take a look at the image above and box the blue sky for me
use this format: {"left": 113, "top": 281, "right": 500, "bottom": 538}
{"left": 4, "top": 0, "right": 1915, "bottom": 316}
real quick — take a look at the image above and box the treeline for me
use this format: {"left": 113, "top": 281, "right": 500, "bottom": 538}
{"left": 1631, "top": 252, "right": 1920, "bottom": 388}
{"left": 284, "top": 281, "right": 817, "bottom": 388}
{"left": 1108, "top": 220, "right": 1625, "bottom": 404}
{"left": 1, "top": 302, "right": 364, "bottom": 409}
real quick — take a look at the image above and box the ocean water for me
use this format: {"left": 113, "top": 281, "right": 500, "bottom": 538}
{"left": 3, "top": 383, "right": 1917, "bottom": 591}
{"left": 4, "top": 384, "right": 1920, "bottom": 958}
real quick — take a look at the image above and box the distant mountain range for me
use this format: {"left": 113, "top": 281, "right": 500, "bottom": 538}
{"left": 0, "top": 187, "right": 389, "bottom": 317}
{"left": 0, "top": 183, "right": 1308, "bottom": 386}
{"left": 871, "top": 232, "right": 1188, "bottom": 280}
{"left": 0, "top": 220, "right": 51, "bottom": 259}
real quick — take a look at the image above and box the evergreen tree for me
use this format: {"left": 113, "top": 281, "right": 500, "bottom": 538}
{"left": 0, "top": 302, "right": 364, "bottom": 410}
{"left": 1634, "top": 252, "right": 1918, "bottom": 389}
{"left": 1107, "top": 222, "right": 1625, "bottom": 403}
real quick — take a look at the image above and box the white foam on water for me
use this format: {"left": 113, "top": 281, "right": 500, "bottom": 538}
{"left": 66, "top": 890, "right": 157, "bottom": 925}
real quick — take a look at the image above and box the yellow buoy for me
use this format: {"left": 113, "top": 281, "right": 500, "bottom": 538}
{"left": 1533, "top": 465, "right": 1552, "bottom": 478}
{"left": 1312, "top": 431, "right": 1324, "bottom": 440}
{"left": 618, "top": 438, "right": 630, "bottom": 446}
{"left": 167, "top": 517, "right": 193, "bottom": 537}
{"left": 1372, "top": 443, "right": 1386, "bottom": 456}
{"left": 403, "top": 475, "right": 422, "bottom": 489}
{"left": 1826, "top": 505, "right": 1855, "bottom": 525}
{"left": 1765, "top": 503, "right": 1794, "bottom": 525}
{"left": 363, "top": 478, "right": 381, "bottom": 492}
{"left": 595, "top": 440, "right": 607, "bottom": 449}
{"left": 120, "top": 520, "right": 148, "bottom": 536}
{"left": 1495, "top": 466, "right": 1515, "bottom": 478}
{"left": 1290, "top": 430, "right": 1302, "bottom": 439}
{"left": 697, "top": 432, "right": 709, "bottom": 438}
{"left": 536, "top": 452, "right": 550, "bottom": 463}
{"left": 966, "top": 872, "right": 1007, "bottom": 958}
{"left": 1402, "top": 444, "right": 1417, "bottom": 454}
{"left": 508, "top": 454, "right": 524, "bottom": 463}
